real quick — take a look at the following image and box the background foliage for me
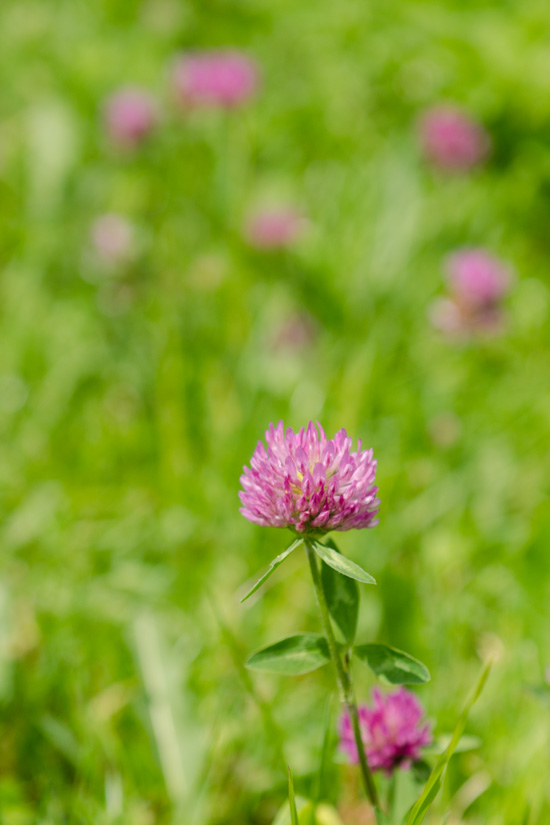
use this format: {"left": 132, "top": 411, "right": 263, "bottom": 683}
{"left": 1, "top": 0, "right": 549, "bottom": 822}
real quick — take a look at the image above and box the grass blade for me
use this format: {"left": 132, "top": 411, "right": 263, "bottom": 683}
{"left": 288, "top": 766, "right": 299, "bottom": 825}
{"left": 309, "top": 696, "right": 334, "bottom": 825}
{"left": 406, "top": 661, "right": 492, "bottom": 825}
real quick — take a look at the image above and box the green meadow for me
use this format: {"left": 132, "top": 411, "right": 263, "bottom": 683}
{"left": 1, "top": 0, "right": 549, "bottom": 822}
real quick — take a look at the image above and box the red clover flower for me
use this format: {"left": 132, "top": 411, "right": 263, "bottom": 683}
{"left": 239, "top": 421, "right": 379, "bottom": 533}
{"left": 430, "top": 248, "right": 512, "bottom": 338}
{"left": 172, "top": 50, "right": 259, "bottom": 109}
{"left": 446, "top": 249, "right": 511, "bottom": 308}
{"left": 419, "top": 105, "right": 490, "bottom": 172}
{"left": 340, "top": 688, "right": 432, "bottom": 776}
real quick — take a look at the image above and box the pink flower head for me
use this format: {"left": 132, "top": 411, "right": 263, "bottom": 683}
{"left": 91, "top": 213, "right": 134, "bottom": 266}
{"left": 172, "top": 51, "right": 259, "bottom": 109}
{"left": 340, "top": 688, "right": 432, "bottom": 776}
{"left": 419, "top": 105, "right": 490, "bottom": 171}
{"left": 245, "top": 209, "right": 307, "bottom": 250}
{"left": 239, "top": 421, "right": 379, "bottom": 533}
{"left": 104, "top": 88, "right": 158, "bottom": 148}
{"left": 431, "top": 249, "right": 512, "bottom": 338}
{"left": 446, "top": 249, "right": 511, "bottom": 309}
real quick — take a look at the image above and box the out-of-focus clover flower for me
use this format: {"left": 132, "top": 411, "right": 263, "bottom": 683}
{"left": 446, "top": 249, "right": 511, "bottom": 308}
{"left": 418, "top": 105, "right": 491, "bottom": 171}
{"left": 91, "top": 213, "right": 135, "bottom": 266}
{"left": 245, "top": 208, "right": 307, "bottom": 250}
{"left": 104, "top": 88, "right": 158, "bottom": 148}
{"left": 239, "top": 421, "right": 379, "bottom": 533}
{"left": 172, "top": 51, "right": 259, "bottom": 109}
{"left": 430, "top": 249, "right": 513, "bottom": 338}
{"left": 340, "top": 688, "right": 432, "bottom": 776}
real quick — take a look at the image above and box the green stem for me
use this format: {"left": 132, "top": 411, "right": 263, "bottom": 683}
{"left": 305, "top": 539, "right": 380, "bottom": 817}
{"left": 387, "top": 770, "right": 397, "bottom": 821}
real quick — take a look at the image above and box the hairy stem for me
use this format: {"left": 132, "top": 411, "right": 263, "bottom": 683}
{"left": 305, "top": 539, "right": 380, "bottom": 816}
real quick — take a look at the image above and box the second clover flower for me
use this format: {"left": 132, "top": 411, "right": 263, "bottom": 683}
{"left": 340, "top": 688, "right": 432, "bottom": 776}
{"left": 430, "top": 248, "right": 513, "bottom": 338}
{"left": 239, "top": 421, "right": 380, "bottom": 533}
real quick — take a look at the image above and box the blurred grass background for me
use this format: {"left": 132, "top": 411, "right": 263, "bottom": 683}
{"left": 1, "top": 0, "right": 550, "bottom": 823}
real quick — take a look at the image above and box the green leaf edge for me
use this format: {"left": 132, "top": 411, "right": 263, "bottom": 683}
{"left": 288, "top": 767, "right": 299, "bottom": 825}
{"left": 245, "top": 633, "right": 331, "bottom": 675}
{"left": 312, "top": 540, "right": 376, "bottom": 585}
{"left": 354, "top": 643, "right": 431, "bottom": 685}
{"left": 241, "top": 538, "right": 303, "bottom": 602}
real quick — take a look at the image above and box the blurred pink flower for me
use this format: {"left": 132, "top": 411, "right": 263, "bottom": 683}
{"left": 172, "top": 51, "right": 259, "bottom": 109}
{"left": 419, "top": 105, "right": 490, "bottom": 171}
{"left": 245, "top": 208, "right": 307, "bottom": 250}
{"left": 446, "top": 249, "right": 511, "bottom": 309}
{"left": 340, "top": 688, "right": 432, "bottom": 776}
{"left": 91, "top": 213, "right": 134, "bottom": 266}
{"left": 431, "top": 249, "right": 512, "bottom": 338}
{"left": 239, "top": 421, "right": 379, "bottom": 533}
{"left": 104, "top": 88, "right": 158, "bottom": 148}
